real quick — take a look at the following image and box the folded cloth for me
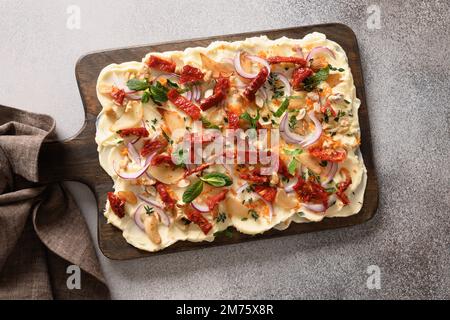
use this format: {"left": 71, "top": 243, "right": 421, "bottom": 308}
{"left": 0, "top": 105, "right": 110, "bottom": 299}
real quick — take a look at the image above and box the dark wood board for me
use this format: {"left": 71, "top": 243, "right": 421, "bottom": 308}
{"left": 39, "top": 23, "right": 378, "bottom": 260}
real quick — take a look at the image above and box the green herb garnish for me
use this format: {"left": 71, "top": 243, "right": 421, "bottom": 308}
{"left": 126, "top": 78, "right": 150, "bottom": 91}
{"left": 200, "top": 116, "right": 220, "bottom": 130}
{"left": 288, "top": 115, "right": 297, "bottom": 129}
{"left": 214, "top": 227, "right": 234, "bottom": 238}
{"left": 162, "top": 130, "right": 173, "bottom": 145}
{"left": 144, "top": 205, "right": 154, "bottom": 215}
{"left": 200, "top": 172, "right": 233, "bottom": 187}
{"left": 216, "top": 212, "right": 227, "bottom": 223}
{"left": 329, "top": 64, "right": 345, "bottom": 72}
{"left": 303, "top": 65, "right": 330, "bottom": 91}
{"left": 182, "top": 179, "right": 203, "bottom": 203}
{"left": 284, "top": 148, "right": 303, "bottom": 156}
{"left": 166, "top": 79, "right": 179, "bottom": 88}
{"left": 249, "top": 209, "right": 259, "bottom": 220}
{"left": 319, "top": 160, "right": 328, "bottom": 167}
{"left": 288, "top": 159, "right": 297, "bottom": 175}
{"left": 273, "top": 97, "right": 290, "bottom": 117}
{"left": 141, "top": 89, "right": 150, "bottom": 103}
{"left": 240, "top": 110, "right": 260, "bottom": 129}
{"left": 268, "top": 73, "right": 285, "bottom": 99}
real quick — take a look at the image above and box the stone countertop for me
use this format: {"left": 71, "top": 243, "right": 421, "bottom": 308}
{"left": 0, "top": 0, "right": 448, "bottom": 299}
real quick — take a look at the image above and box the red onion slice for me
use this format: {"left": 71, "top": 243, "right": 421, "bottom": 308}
{"left": 234, "top": 51, "right": 258, "bottom": 79}
{"left": 113, "top": 153, "right": 153, "bottom": 180}
{"left": 236, "top": 182, "right": 249, "bottom": 194}
{"left": 127, "top": 142, "right": 141, "bottom": 165}
{"left": 191, "top": 201, "right": 210, "bottom": 213}
{"left": 137, "top": 194, "right": 165, "bottom": 209}
{"left": 251, "top": 192, "right": 274, "bottom": 221}
{"left": 258, "top": 87, "right": 268, "bottom": 101}
{"left": 193, "top": 85, "right": 201, "bottom": 102}
{"left": 302, "top": 202, "right": 326, "bottom": 212}
{"left": 154, "top": 206, "right": 171, "bottom": 226}
{"left": 233, "top": 52, "right": 270, "bottom": 79}
{"left": 284, "top": 176, "right": 299, "bottom": 193}
{"left": 184, "top": 89, "right": 193, "bottom": 101}
{"left": 221, "top": 57, "right": 234, "bottom": 65}
{"left": 155, "top": 73, "right": 180, "bottom": 83}
{"left": 301, "top": 111, "right": 323, "bottom": 147}
{"left": 280, "top": 112, "right": 307, "bottom": 144}
{"left": 130, "top": 137, "right": 141, "bottom": 145}
{"left": 134, "top": 203, "right": 170, "bottom": 227}
{"left": 306, "top": 46, "right": 336, "bottom": 64}
{"left": 112, "top": 72, "right": 135, "bottom": 93}
{"left": 133, "top": 204, "right": 145, "bottom": 230}
{"left": 273, "top": 72, "right": 291, "bottom": 97}
{"left": 247, "top": 55, "right": 271, "bottom": 75}
{"left": 126, "top": 92, "right": 142, "bottom": 100}
{"left": 294, "top": 47, "right": 304, "bottom": 58}
{"left": 321, "top": 162, "right": 338, "bottom": 186}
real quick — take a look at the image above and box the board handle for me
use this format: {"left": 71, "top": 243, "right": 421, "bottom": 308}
{"left": 38, "top": 120, "right": 101, "bottom": 185}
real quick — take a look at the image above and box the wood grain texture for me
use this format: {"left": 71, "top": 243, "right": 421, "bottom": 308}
{"left": 39, "top": 23, "right": 378, "bottom": 260}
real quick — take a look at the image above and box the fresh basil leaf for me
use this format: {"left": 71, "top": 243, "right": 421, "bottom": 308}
{"left": 149, "top": 82, "right": 168, "bottom": 104}
{"left": 141, "top": 90, "right": 150, "bottom": 103}
{"left": 288, "top": 159, "right": 297, "bottom": 175}
{"left": 182, "top": 180, "right": 203, "bottom": 203}
{"left": 200, "top": 172, "right": 233, "bottom": 187}
{"left": 126, "top": 79, "right": 150, "bottom": 91}
{"left": 303, "top": 65, "right": 330, "bottom": 91}
{"left": 273, "top": 97, "right": 289, "bottom": 117}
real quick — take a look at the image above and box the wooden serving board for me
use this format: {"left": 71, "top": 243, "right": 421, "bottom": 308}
{"left": 39, "top": 23, "right": 378, "bottom": 260}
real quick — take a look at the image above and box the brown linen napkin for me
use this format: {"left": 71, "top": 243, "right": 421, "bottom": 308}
{"left": 0, "top": 105, "right": 110, "bottom": 299}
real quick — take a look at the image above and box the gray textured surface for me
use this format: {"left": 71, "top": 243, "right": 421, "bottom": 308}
{"left": 1, "top": 0, "right": 449, "bottom": 299}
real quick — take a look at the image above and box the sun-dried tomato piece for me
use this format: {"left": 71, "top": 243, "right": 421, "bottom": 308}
{"left": 117, "top": 127, "right": 149, "bottom": 138}
{"left": 146, "top": 55, "right": 176, "bottom": 73}
{"left": 151, "top": 154, "right": 175, "bottom": 166}
{"left": 184, "top": 163, "right": 211, "bottom": 178}
{"left": 111, "top": 86, "right": 126, "bottom": 105}
{"left": 185, "top": 205, "right": 213, "bottom": 235}
{"left": 291, "top": 67, "right": 313, "bottom": 90}
{"left": 205, "top": 189, "right": 229, "bottom": 211}
{"left": 200, "top": 76, "right": 230, "bottom": 110}
{"left": 107, "top": 192, "right": 125, "bottom": 218}
{"left": 140, "top": 137, "right": 168, "bottom": 157}
{"left": 167, "top": 89, "right": 201, "bottom": 120}
{"left": 253, "top": 185, "right": 277, "bottom": 202}
{"left": 308, "top": 146, "right": 347, "bottom": 162}
{"left": 155, "top": 182, "right": 176, "bottom": 209}
{"left": 267, "top": 56, "right": 307, "bottom": 66}
{"left": 239, "top": 168, "right": 269, "bottom": 184}
{"left": 227, "top": 111, "right": 240, "bottom": 129}
{"left": 293, "top": 176, "right": 329, "bottom": 208}
{"left": 242, "top": 67, "right": 269, "bottom": 101}
{"left": 336, "top": 168, "right": 352, "bottom": 206}
{"left": 320, "top": 100, "right": 337, "bottom": 117}
{"left": 179, "top": 65, "right": 205, "bottom": 84}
